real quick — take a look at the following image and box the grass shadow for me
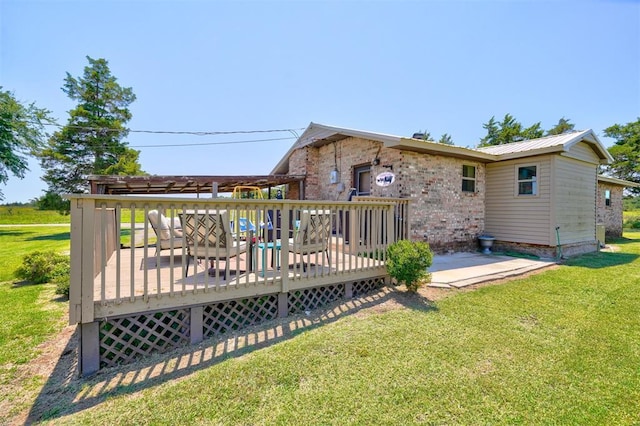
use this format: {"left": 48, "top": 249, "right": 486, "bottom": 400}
{"left": 0, "top": 230, "right": 30, "bottom": 237}
{"left": 27, "top": 231, "right": 71, "bottom": 242}
{"left": 26, "top": 286, "right": 438, "bottom": 423}
{"left": 607, "top": 235, "right": 639, "bottom": 246}
{"left": 564, "top": 250, "right": 639, "bottom": 269}
{"left": 11, "top": 279, "right": 41, "bottom": 288}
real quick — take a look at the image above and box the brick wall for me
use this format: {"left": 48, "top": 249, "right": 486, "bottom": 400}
{"left": 596, "top": 182, "right": 623, "bottom": 237}
{"left": 289, "top": 136, "right": 486, "bottom": 253}
{"left": 399, "top": 151, "right": 485, "bottom": 253}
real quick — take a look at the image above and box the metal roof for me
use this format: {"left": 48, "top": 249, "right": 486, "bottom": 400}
{"left": 271, "top": 122, "right": 496, "bottom": 174}
{"left": 476, "top": 129, "right": 613, "bottom": 163}
{"left": 272, "top": 124, "right": 613, "bottom": 175}
{"left": 88, "top": 174, "right": 305, "bottom": 195}
{"left": 597, "top": 175, "right": 640, "bottom": 188}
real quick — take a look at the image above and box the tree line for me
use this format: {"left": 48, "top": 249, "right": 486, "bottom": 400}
{"left": 1, "top": 56, "right": 639, "bottom": 207}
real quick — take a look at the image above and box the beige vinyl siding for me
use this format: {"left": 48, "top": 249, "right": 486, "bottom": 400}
{"left": 561, "top": 141, "right": 601, "bottom": 163}
{"left": 485, "top": 156, "right": 552, "bottom": 245}
{"left": 552, "top": 155, "right": 597, "bottom": 244}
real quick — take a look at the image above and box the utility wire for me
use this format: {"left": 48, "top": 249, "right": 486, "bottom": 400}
{"left": 129, "top": 136, "right": 295, "bottom": 148}
{"left": 39, "top": 122, "right": 305, "bottom": 136}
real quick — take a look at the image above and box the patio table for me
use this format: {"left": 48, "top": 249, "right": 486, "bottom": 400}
{"left": 254, "top": 240, "right": 281, "bottom": 277}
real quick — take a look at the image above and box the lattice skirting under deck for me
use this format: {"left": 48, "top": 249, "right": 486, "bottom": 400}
{"left": 99, "top": 309, "right": 191, "bottom": 369}
{"left": 352, "top": 278, "right": 386, "bottom": 298}
{"left": 203, "top": 295, "right": 279, "bottom": 338}
{"left": 96, "top": 277, "right": 386, "bottom": 370}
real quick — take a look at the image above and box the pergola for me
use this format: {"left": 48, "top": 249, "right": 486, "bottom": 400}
{"left": 88, "top": 174, "right": 306, "bottom": 198}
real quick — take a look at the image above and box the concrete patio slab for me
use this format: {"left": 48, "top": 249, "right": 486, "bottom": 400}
{"left": 429, "top": 252, "right": 556, "bottom": 288}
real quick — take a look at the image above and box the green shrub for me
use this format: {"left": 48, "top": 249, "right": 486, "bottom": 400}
{"left": 51, "top": 262, "right": 71, "bottom": 298}
{"left": 386, "top": 240, "right": 433, "bottom": 292}
{"left": 15, "top": 250, "right": 70, "bottom": 285}
{"left": 624, "top": 215, "right": 640, "bottom": 229}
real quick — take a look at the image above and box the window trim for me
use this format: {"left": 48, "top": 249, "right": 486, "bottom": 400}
{"left": 605, "top": 189, "right": 611, "bottom": 207}
{"left": 515, "top": 164, "right": 539, "bottom": 197}
{"left": 462, "top": 164, "right": 476, "bottom": 193}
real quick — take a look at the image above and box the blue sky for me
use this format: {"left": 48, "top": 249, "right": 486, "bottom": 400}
{"left": 1, "top": 0, "right": 639, "bottom": 203}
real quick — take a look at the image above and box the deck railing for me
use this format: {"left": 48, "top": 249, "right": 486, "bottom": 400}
{"left": 68, "top": 195, "right": 407, "bottom": 325}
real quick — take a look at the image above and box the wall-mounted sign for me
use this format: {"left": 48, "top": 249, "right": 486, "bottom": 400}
{"left": 375, "top": 171, "right": 395, "bottom": 187}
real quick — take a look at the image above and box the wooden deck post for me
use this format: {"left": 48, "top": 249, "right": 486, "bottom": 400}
{"left": 278, "top": 292, "right": 288, "bottom": 318}
{"left": 190, "top": 306, "right": 203, "bottom": 344}
{"left": 344, "top": 282, "right": 353, "bottom": 299}
{"left": 79, "top": 322, "right": 100, "bottom": 376}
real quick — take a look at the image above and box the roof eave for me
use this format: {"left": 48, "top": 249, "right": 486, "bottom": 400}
{"left": 597, "top": 175, "right": 640, "bottom": 188}
{"left": 493, "top": 145, "right": 563, "bottom": 161}
{"left": 392, "top": 138, "right": 497, "bottom": 162}
{"left": 564, "top": 129, "right": 614, "bottom": 164}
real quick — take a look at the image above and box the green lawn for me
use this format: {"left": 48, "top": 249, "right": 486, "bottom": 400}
{"left": 0, "top": 206, "right": 71, "bottom": 224}
{"left": 0, "top": 226, "right": 71, "bottom": 282}
{"left": 30, "top": 230, "right": 639, "bottom": 425}
{"left": 0, "top": 226, "right": 70, "bottom": 420}
{"left": 0, "top": 206, "right": 147, "bottom": 225}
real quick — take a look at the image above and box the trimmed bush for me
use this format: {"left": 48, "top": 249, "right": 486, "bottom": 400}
{"left": 386, "top": 240, "right": 433, "bottom": 292}
{"left": 15, "top": 250, "right": 70, "bottom": 285}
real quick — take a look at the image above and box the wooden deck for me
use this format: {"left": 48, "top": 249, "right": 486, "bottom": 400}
{"left": 93, "top": 236, "right": 387, "bottom": 318}
{"left": 68, "top": 195, "right": 407, "bottom": 375}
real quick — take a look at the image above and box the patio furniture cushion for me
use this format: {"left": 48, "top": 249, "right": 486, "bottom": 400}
{"left": 148, "top": 210, "right": 184, "bottom": 249}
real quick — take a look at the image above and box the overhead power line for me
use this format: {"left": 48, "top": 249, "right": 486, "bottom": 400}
{"left": 40, "top": 122, "right": 305, "bottom": 137}
{"left": 129, "top": 136, "right": 295, "bottom": 148}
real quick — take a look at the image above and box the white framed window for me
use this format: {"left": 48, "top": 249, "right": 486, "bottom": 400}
{"left": 462, "top": 165, "right": 476, "bottom": 192}
{"left": 605, "top": 189, "right": 611, "bottom": 207}
{"left": 516, "top": 165, "right": 538, "bottom": 196}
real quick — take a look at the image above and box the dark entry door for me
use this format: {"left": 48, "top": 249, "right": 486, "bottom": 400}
{"left": 354, "top": 165, "right": 371, "bottom": 196}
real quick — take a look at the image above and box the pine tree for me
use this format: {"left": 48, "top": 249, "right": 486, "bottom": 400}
{"left": 438, "top": 133, "right": 454, "bottom": 145}
{"left": 546, "top": 117, "right": 575, "bottom": 135}
{"left": 479, "top": 114, "right": 544, "bottom": 146}
{"left": 39, "top": 56, "right": 142, "bottom": 194}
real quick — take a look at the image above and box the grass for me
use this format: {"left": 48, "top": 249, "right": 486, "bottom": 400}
{"left": 0, "top": 206, "right": 147, "bottom": 225}
{"left": 0, "top": 206, "right": 70, "bottom": 224}
{"left": 0, "top": 226, "right": 70, "bottom": 419}
{"left": 0, "top": 226, "right": 71, "bottom": 282}
{"left": 33, "top": 230, "right": 639, "bottom": 425}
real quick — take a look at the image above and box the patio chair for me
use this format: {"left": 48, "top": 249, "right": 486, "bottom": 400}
{"left": 182, "top": 210, "right": 248, "bottom": 279}
{"left": 290, "top": 210, "right": 332, "bottom": 272}
{"left": 147, "top": 209, "right": 184, "bottom": 257}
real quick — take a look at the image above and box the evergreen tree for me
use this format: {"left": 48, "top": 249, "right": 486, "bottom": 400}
{"left": 479, "top": 114, "right": 546, "bottom": 147}
{"left": 604, "top": 118, "right": 640, "bottom": 195}
{"left": 522, "top": 122, "right": 544, "bottom": 140}
{"left": 0, "top": 88, "right": 52, "bottom": 200}
{"left": 39, "top": 56, "right": 143, "bottom": 194}
{"left": 438, "top": 133, "right": 454, "bottom": 145}
{"left": 546, "top": 117, "right": 575, "bottom": 135}
{"left": 103, "top": 147, "right": 146, "bottom": 175}
{"left": 479, "top": 116, "right": 499, "bottom": 146}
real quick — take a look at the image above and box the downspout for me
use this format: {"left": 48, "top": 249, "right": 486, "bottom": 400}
{"left": 555, "top": 226, "right": 563, "bottom": 263}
